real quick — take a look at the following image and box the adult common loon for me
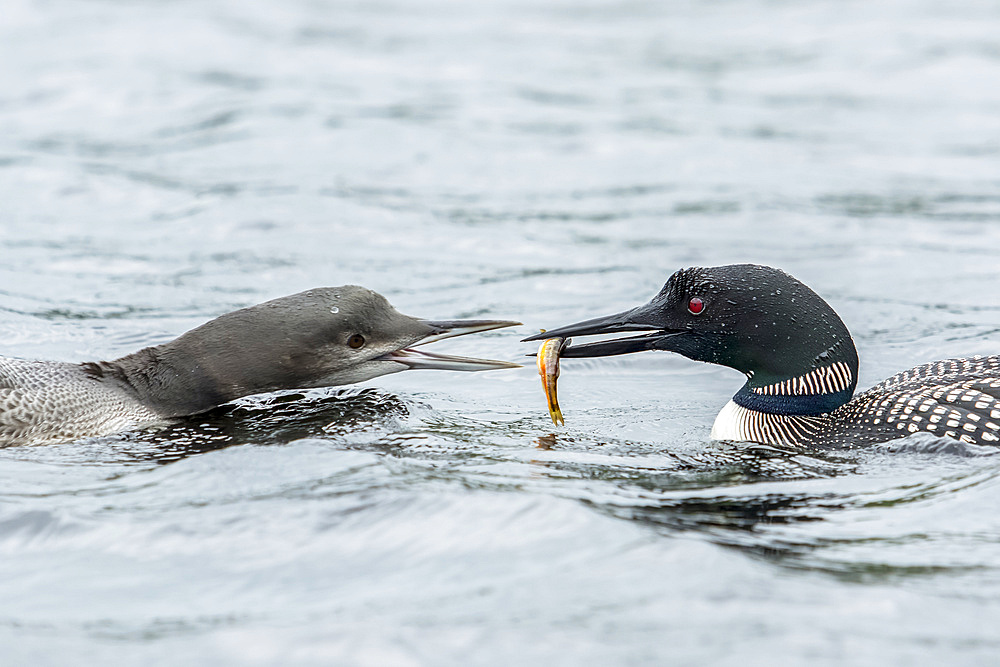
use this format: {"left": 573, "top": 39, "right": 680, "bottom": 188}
{"left": 0, "top": 287, "right": 519, "bottom": 447}
{"left": 524, "top": 264, "right": 1000, "bottom": 449}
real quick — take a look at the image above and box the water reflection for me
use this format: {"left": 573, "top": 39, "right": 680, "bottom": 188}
{"left": 112, "top": 388, "right": 409, "bottom": 464}
{"left": 532, "top": 432, "right": 856, "bottom": 480}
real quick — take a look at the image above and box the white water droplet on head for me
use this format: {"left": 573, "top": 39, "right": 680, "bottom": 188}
{"left": 330, "top": 306, "right": 339, "bottom": 314}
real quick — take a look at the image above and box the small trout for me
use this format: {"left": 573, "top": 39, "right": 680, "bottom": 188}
{"left": 536, "top": 337, "right": 570, "bottom": 425}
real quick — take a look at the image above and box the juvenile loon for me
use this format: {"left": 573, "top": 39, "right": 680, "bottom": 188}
{"left": 524, "top": 264, "right": 1000, "bottom": 449}
{"left": 0, "top": 287, "right": 520, "bottom": 447}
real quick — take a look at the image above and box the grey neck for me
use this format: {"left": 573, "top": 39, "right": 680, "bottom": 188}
{"left": 92, "top": 342, "right": 250, "bottom": 418}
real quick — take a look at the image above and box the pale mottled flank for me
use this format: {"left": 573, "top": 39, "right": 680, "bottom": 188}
{"left": 0, "top": 357, "right": 162, "bottom": 445}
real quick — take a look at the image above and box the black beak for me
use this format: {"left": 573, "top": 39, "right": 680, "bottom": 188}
{"left": 522, "top": 302, "right": 682, "bottom": 358}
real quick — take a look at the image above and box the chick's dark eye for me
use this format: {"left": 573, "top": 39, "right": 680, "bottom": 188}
{"left": 687, "top": 297, "right": 704, "bottom": 315}
{"left": 348, "top": 334, "right": 366, "bottom": 349}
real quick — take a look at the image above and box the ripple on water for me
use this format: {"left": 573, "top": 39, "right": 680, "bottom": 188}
{"left": 4, "top": 0, "right": 1000, "bottom": 662}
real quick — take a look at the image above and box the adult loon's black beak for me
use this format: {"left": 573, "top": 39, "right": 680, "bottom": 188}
{"left": 522, "top": 303, "right": 682, "bottom": 358}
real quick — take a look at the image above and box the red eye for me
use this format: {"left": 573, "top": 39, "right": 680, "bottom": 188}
{"left": 687, "top": 297, "right": 704, "bottom": 315}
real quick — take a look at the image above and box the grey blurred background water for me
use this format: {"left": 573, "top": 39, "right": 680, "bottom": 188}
{"left": 3, "top": 0, "right": 1000, "bottom": 664}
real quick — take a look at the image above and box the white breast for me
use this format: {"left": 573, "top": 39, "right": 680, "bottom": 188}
{"left": 710, "top": 399, "right": 750, "bottom": 441}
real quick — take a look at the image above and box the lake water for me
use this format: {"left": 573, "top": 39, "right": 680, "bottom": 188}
{"left": 3, "top": 0, "right": 1000, "bottom": 664}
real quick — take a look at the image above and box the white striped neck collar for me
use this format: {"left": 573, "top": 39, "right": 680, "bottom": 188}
{"left": 734, "top": 363, "right": 857, "bottom": 416}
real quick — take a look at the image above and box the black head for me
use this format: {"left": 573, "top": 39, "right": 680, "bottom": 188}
{"left": 523, "top": 264, "right": 859, "bottom": 397}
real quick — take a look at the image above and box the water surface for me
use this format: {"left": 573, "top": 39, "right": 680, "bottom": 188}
{"left": 3, "top": 0, "right": 1000, "bottom": 664}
